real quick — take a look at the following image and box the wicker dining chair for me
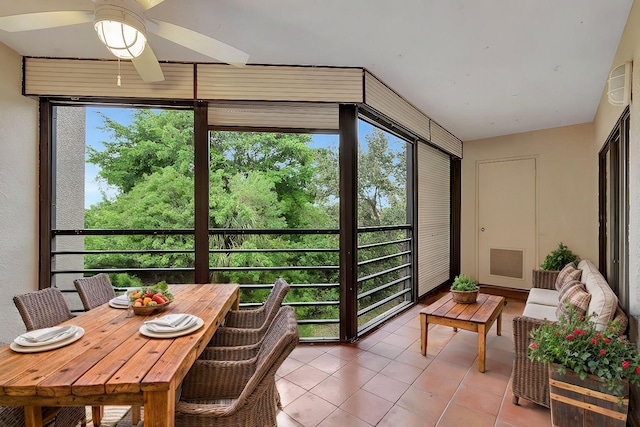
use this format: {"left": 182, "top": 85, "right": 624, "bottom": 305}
{"left": 201, "top": 305, "right": 294, "bottom": 410}
{"left": 73, "top": 273, "right": 116, "bottom": 311}
{"left": 209, "top": 315, "right": 274, "bottom": 348}
{"left": 13, "top": 287, "right": 74, "bottom": 332}
{"left": 207, "top": 278, "right": 290, "bottom": 349}
{"left": 11, "top": 287, "right": 87, "bottom": 427}
{"left": 201, "top": 305, "right": 292, "bottom": 361}
{"left": 175, "top": 305, "right": 299, "bottom": 427}
{"left": 223, "top": 278, "right": 290, "bottom": 329}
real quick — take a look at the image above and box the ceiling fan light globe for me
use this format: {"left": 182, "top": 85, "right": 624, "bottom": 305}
{"left": 94, "top": 3, "right": 148, "bottom": 59}
{"left": 95, "top": 19, "right": 146, "bottom": 59}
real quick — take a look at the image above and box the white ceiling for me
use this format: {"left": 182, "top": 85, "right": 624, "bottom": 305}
{"left": 0, "top": 0, "right": 634, "bottom": 140}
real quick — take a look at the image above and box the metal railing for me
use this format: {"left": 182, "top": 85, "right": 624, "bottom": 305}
{"left": 51, "top": 225, "right": 413, "bottom": 341}
{"left": 356, "top": 225, "right": 413, "bottom": 333}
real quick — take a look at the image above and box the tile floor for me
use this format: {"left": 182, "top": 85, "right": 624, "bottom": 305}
{"left": 91, "top": 294, "right": 551, "bottom": 427}
{"left": 274, "top": 296, "right": 551, "bottom": 427}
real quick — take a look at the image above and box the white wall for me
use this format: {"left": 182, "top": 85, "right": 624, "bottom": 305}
{"left": 461, "top": 123, "right": 597, "bottom": 285}
{"left": 0, "top": 42, "right": 39, "bottom": 343}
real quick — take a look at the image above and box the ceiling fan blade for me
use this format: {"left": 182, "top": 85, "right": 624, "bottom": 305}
{"left": 131, "top": 44, "right": 165, "bottom": 82}
{"left": 147, "top": 19, "right": 249, "bottom": 67}
{"left": 135, "top": 0, "right": 166, "bottom": 11}
{"left": 0, "top": 11, "right": 93, "bottom": 32}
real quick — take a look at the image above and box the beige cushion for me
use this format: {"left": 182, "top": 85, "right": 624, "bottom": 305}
{"left": 578, "top": 260, "right": 619, "bottom": 330}
{"left": 522, "top": 303, "right": 558, "bottom": 322}
{"left": 555, "top": 262, "right": 582, "bottom": 291}
{"left": 556, "top": 280, "right": 591, "bottom": 319}
{"left": 527, "top": 288, "right": 560, "bottom": 307}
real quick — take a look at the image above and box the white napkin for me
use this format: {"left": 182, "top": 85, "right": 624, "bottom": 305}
{"left": 144, "top": 314, "right": 194, "bottom": 332}
{"left": 110, "top": 295, "right": 130, "bottom": 306}
{"left": 21, "top": 325, "right": 76, "bottom": 343}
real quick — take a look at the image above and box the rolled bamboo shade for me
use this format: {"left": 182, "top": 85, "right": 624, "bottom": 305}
{"left": 24, "top": 58, "right": 194, "bottom": 99}
{"left": 208, "top": 101, "right": 339, "bottom": 130}
{"left": 364, "top": 71, "right": 431, "bottom": 142}
{"left": 197, "top": 64, "right": 363, "bottom": 103}
{"left": 23, "top": 58, "right": 461, "bottom": 156}
{"left": 417, "top": 142, "right": 451, "bottom": 297}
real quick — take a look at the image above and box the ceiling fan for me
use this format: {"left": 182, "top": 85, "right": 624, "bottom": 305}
{"left": 0, "top": 0, "right": 249, "bottom": 82}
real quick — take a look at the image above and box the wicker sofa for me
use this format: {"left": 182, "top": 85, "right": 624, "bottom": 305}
{"left": 511, "top": 259, "right": 628, "bottom": 407}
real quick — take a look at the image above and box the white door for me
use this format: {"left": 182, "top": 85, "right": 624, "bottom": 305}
{"left": 477, "top": 158, "right": 536, "bottom": 289}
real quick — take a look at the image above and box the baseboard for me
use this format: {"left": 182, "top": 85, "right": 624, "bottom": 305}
{"left": 418, "top": 283, "right": 529, "bottom": 305}
{"left": 477, "top": 284, "right": 529, "bottom": 302}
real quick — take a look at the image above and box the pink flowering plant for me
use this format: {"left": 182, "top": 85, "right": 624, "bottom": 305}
{"left": 528, "top": 304, "right": 640, "bottom": 398}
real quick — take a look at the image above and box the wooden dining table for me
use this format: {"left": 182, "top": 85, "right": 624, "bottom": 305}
{"left": 0, "top": 283, "right": 239, "bottom": 427}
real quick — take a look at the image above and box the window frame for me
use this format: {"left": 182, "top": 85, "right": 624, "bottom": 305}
{"left": 598, "top": 106, "right": 630, "bottom": 310}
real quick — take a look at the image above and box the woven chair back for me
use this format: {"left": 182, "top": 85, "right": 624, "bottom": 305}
{"left": 13, "top": 287, "right": 73, "bottom": 331}
{"left": 240, "top": 306, "right": 298, "bottom": 401}
{"left": 260, "top": 278, "right": 290, "bottom": 326}
{"left": 74, "top": 273, "right": 116, "bottom": 310}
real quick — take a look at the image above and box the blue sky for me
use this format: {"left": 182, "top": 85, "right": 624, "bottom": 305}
{"left": 84, "top": 107, "right": 135, "bottom": 207}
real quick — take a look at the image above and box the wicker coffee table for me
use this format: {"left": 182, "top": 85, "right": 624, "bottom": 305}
{"left": 420, "top": 293, "right": 506, "bottom": 372}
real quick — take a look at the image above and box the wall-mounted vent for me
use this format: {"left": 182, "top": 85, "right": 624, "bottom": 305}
{"left": 489, "top": 248, "right": 523, "bottom": 279}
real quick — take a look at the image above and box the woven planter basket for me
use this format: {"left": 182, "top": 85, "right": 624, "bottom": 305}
{"left": 450, "top": 289, "right": 479, "bottom": 304}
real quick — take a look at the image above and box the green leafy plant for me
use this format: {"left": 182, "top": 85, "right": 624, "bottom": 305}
{"left": 110, "top": 273, "right": 143, "bottom": 288}
{"left": 540, "top": 242, "right": 578, "bottom": 271}
{"left": 528, "top": 304, "right": 640, "bottom": 399}
{"left": 150, "top": 281, "right": 174, "bottom": 301}
{"left": 450, "top": 274, "right": 477, "bottom": 291}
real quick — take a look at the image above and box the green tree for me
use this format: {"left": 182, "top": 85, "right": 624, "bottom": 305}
{"left": 312, "top": 127, "right": 408, "bottom": 229}
{"left": 309, "top": 146, "right": 340, "bottom": 226}
{"left": 358, "top": 128, "right": 407, "bottom": 227}
{"left": 84, "top": 166, "right": 195, "bottom": 283}
{"left": 87, "top": 109, "right": 194, "bottom": 193}
{"left": 210, "top": 131, "right": 317, "bottom": 229}
{"left": 85, "top": 110, "right": 334, "bottom": 284}
{"left": 83, "top": 109, "right": 408, "bottom": 336}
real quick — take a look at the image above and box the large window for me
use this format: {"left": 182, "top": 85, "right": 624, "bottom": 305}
{"left": 599, "top": 107, "right": 629, "bottom": 310}
{"left": 44, "top": 99, "right": 450, "bottom": 342}
{"left": 52, "top": 106, "right": 196, "bottom": 308}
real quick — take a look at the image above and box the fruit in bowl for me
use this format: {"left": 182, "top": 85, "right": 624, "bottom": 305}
{"left": 129, "top": 281, "right": 174, "bottom": 315}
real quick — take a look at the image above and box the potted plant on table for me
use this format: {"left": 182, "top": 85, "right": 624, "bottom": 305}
{"left": 533, "top": 242, "right": 579, "bottom": 288}
{"left": 528, "top": 305, "right": 640, "bottom": 426}
{"left": 450, "top": 274, "right": 479, "bottom": 304}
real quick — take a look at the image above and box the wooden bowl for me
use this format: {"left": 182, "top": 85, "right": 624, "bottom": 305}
{"left": 132, "top": 300, "right": 172, "bottom": 316}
